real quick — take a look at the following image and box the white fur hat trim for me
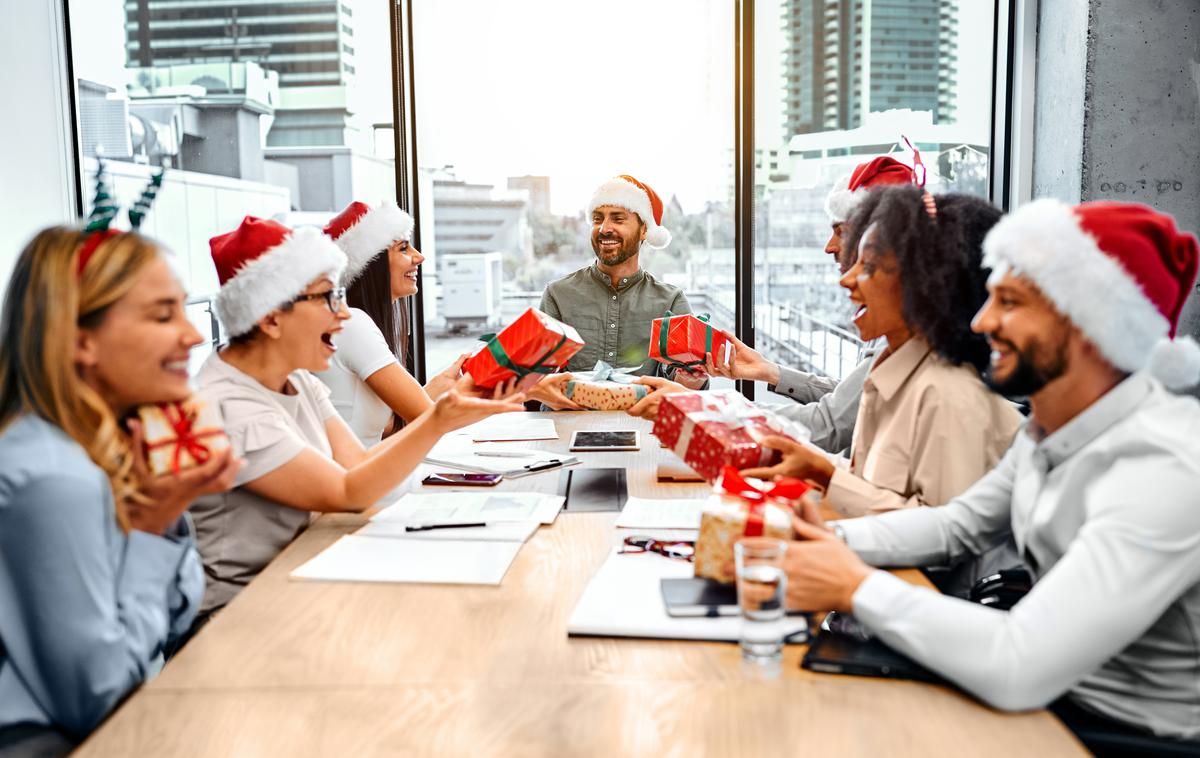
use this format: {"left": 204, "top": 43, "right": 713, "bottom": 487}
{"left": 333, "top": 202, "right": 413, "bottom": 284}
{"left": 982, "top": 198, "right": 1172, "bottom": 378}
{"left": 588, "top": 178, "right": 672, "bottom": 250}
{"left": 824, "top": 174, "right": 859, "bottom": 223}
{"left": 215, "top": 226, "right": 347, "bottom": 338}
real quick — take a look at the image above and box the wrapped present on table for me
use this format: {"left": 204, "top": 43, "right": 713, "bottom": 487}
{"left": 694, "top": 466, "right": 811, "bottom": 583}
{"left": 652, "top": 390, "right": 809, "bottom": 483}
{"left": 137, "top": 396, "right": 230, "bottom": 477}
{"left": 463, "top": 307, "right": 585, "bottom": 389}
{"left": 648, "top": 311, "right": 730, "bottom": 373}
{"left": 564, "top": 361, "right": 649, "bottom": 411}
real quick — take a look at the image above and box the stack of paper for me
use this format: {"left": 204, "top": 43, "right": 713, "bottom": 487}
{"left": 423, "top": 447, "right": 579, "bottom": 478}
{"left": 372, "top": 491, "right": 564, "bottom": 526}
{"left": 456, "top": 413, "right": 558, "bottom": 442}
{"left": 615, "top": 497, "right": 706, "bottom": 530}
{"left": 356, "top": 520, "right": 538, "bottom": 543}
{"left": 567, "top": 547, "right": 808, "bottom": 642}
{"left": 290, "top": 536, "right": 522, "bottom": 585}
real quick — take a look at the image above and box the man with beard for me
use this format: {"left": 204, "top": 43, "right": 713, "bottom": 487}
{"left": 700, "top": 154, "right": 917, "bottom": 453}
{"left": 777, "top": 200, "right": 1200, "bottom": 750}
{"left": 538, "top": 175, "right": 706, "bottom": 386}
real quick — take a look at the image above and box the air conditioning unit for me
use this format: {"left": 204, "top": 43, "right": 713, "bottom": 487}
{"left": 441, "top": 252, "right": 503, "bottom": 327}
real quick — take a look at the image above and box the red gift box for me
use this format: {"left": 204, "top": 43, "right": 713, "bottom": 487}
{"left": 137, "top": 396, "right": 230, "bottom": 476}
{"left": 652, "top": 390, "right": 802, "bottom": 482}
{"left": 463, "top": 307, "right": 585, "bottom": 389}
{"left": 648, "top": 312, "right": 729, "bottom": 371}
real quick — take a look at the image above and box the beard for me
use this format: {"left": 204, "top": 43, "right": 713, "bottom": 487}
{"left": 592, "top": 231, "right": 640, "bottom": 266}
{"left": 983, "top": 334, "right": 1068, "bottom": 398}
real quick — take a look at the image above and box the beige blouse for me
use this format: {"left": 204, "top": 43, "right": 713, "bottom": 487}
{"left": 825, "top": 336, "right": 1022, "bottom": 517}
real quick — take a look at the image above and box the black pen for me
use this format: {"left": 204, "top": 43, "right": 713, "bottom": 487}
{"left": 404, "top": 522, "right": 488, "bottom": 532}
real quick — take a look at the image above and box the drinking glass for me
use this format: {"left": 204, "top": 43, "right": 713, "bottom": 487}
{"left": 734, "top": 537, "right": 788, "bottom": 664}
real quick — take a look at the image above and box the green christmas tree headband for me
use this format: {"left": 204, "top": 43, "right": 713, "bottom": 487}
{"left": 77, "top": 158, "right": 167, "bottom": 276}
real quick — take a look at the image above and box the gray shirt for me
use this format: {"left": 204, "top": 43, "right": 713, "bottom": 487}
{"left": 842, "top": 373, "right": 1200, "bottom": 738}
{"left": 190, "top": 353, "right": 338, "bottom": 615}
{"left": 0, "top": 414, "right": 202, "bottom": 737}
{"left": 772, "top": 356, "right": 872, "bottom": 454}
{"left": 539, "top": 264, "right": 693, "bottom": 377}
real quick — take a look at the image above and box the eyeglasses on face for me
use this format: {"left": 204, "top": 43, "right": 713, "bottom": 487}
{"left": 620, "top": 535, "right": 695, "bottom": 562}
{"left": 292, "top": 286, "right": 346, "bottom": 313}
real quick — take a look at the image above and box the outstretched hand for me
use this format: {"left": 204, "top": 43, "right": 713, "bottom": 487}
{"left": 524, "top": 372, "right": 584, "bottom": 411}
{"left": 704, "top": 333, "right": 781, "bottom": 385}
{"left": 739, "top": 435, "right": 835, "bottom": 488}
{"left": 626, "top": 376, "right": 689, "bottom": 420}
{"left": 431, "top": 374, "right": 528, "bottom": 433}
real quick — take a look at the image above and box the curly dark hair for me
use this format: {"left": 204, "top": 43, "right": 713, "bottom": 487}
{"left": 842, "top": 185, "right": 1001, "bottom": 372}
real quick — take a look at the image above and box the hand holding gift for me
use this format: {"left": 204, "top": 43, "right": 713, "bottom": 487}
{"left": 741, "top": 435, "right": 836, "bottom": 488}
{"left": 128, "top": 397, "right": 240, "bottom": 535}
{"left": 651, "top": 390, "right": 810, "bottom": 482}
{"left": 648, "top": 311, "right": 730, "bottom": 376}
{"left": 694, "top": 466, "right": 812, "bottom": 583}
{"left": 562, "top": 361, "right": 649, "bottom": 411}
{"left": 462, "top": 308, "right": 585, "bottom": 389}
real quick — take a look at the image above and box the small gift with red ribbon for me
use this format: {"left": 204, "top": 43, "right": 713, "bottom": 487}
{"left": 647, "top": 311, "right": 730, "bottom": 373}
{"left": 136, "top": 396, "right": 230, "bottom": 477}
{"left": 462, "top": 307, "right": 586, "bottom": 389}
{"left": 652, "top": 390, "right": 808, "bottom": 483}
{"left": 694, "top": 466, "right": 809, "bottom": 583}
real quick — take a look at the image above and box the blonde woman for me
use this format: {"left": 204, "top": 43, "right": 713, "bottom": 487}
{"left": 0, "top": 226, "right": 238, "bottom": 753}
{"left": 190, "top": 216, "right": 526, "bottom": 619}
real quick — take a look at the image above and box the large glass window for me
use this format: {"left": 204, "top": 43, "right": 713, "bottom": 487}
{"left": 410, "top": 0, "right": 737, "bottom": 383}
{"left": 67, "top": 0, "right": 399, "bottom": 372}
{"left": 752, "top": 0, "right": 996, "bottom": 398}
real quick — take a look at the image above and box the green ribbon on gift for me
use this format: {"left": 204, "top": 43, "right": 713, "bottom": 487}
{"left": 481, "top": 330, "right": 570, "bottom": 380}
{"left": 657, "top": 310, "right": 713, "bottom": 372}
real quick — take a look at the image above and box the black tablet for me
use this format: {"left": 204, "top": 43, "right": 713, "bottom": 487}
{"left": 569, "top": 430, "right": 640, "bottom": 451}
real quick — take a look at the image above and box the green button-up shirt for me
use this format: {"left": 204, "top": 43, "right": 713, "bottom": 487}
{"left": 538, "top": 263, "right": 693, "bottom": 377}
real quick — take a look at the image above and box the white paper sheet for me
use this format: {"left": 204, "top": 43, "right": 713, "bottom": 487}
{"left": 355, "top": 519, "right": 539, "bottom": 543}
{"left": 615, "top": 497, "right": 706, "bottom": 529}
{"left": 423, "top": 450, "right": 578, "bottom": 477}
{"left": 567, "top": 547, "right": 808, "bottom": 642}
{"left": 371, "top": 492, "right": 564, "bottom": 526}
{"left": 460, "top": 414, "right": 558, "bottom": 442}
{"left": 290, "top": 535, "right": 523, "bottom": 585}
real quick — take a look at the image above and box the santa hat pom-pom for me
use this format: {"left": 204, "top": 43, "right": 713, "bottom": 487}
{"left": 645, "top": 226, "right": 672, "bottom": 250}
{"left": 1146, "top": 336, "right": 1200, "bottom": 390}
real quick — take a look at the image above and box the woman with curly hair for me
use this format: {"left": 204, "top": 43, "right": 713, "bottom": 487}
{"left": 743, "top": 186, "right": 1022, "bottom": 517}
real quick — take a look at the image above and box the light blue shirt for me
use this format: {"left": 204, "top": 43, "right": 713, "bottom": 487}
{"left": 0, "top": 414, "right": 203, "bottom": 738}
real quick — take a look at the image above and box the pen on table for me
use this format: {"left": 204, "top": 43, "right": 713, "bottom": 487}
{"left": 404, "top": 522, "right": 488, "bottom": 532}
{"left": 473, "top": 451, "right": 534, "bottom": 458}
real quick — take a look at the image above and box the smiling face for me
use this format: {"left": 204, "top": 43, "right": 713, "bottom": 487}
{"left": 76, "top": 255, "right": 202, "bottom": 412}
{"left": 270, "top": 275, "right": 351, "bottom": 373}
{"left": 387, "top": 238, "right": 423, "bottom": 300}
{"left": 838, "top": 223, "right": 910, "bottom": 344}
{"left": 972, "top": 271, "right": 1073, "bottom": 396}
{"left": 591, "top": 205, "right": 645, "bottom": 266}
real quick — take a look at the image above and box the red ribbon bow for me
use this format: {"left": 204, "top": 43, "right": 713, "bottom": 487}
{"left": 717, "top": 465, "right": 811, "bottom": 537}
{"left": 143, "top": 401, "right": 224, "bottom": 475}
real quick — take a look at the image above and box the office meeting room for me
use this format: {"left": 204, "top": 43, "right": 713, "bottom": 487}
{"left": 4, "top": 0, "right": 1200, "bottom": 756}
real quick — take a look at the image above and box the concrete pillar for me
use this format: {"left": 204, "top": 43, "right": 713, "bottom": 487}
{"left": 1033, "top": 0, "right": 1200, "bottom": 339}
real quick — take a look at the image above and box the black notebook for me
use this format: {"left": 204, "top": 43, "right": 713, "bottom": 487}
{"left": 557, "top": 467, "right": 627, "bottom": 513}
{"left": 802, "top": 613, "right": 944, "bottom": 684}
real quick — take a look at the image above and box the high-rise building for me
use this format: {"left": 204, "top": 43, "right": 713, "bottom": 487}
{"left": 782, "top": 0, "right": 957, "bottom": 137}
{"left": 123, "top": 0, "right": 359, "bottom": 147}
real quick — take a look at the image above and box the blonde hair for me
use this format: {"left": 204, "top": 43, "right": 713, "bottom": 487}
{"left": 0, "top": 227, "right": 161, "bottom": 531}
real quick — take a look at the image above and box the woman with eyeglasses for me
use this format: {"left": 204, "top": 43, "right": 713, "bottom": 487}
{"left": 188, "top": 216, "right": 527, "bottom": 622}
{"left": 315, "top": 201, "right": 464, "bottom": 448}
{"left": 0, "top": 223, "right": 238, "bottom": 755}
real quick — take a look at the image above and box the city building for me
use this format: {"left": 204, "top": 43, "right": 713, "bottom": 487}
{"left": 431, "top": 173, "right": 533, "bottom": 261}
{"left": 506, "top": 175, "right": 551, "bottom": 215}
{"left": 122, "top": 0, "right": 361, "bottom": 149}
{"left": 782, "top": 0, "right": 958, "bottom": 137}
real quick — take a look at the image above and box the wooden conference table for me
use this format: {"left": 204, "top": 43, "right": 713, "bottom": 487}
{"left": 77, "top": 412, "right": 1083, "bottom": 757}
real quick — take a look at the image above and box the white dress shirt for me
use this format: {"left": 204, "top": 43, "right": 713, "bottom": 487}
{"left": 841, "top": 373, "right": 1200, "bottom": 739}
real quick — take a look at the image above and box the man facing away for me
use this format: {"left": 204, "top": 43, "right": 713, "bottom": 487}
{"left": 781, "top": 199, "right": 1200, "bottom": 747}
{"left": 538, "top": 175, "right": 706, "bottom": 389}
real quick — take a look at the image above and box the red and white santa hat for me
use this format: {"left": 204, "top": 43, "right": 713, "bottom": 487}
{"left": 211, "top": 215, "right": 346, "bottom": 338}
{"left": 323, "top": 200, "right": 414, "bottom": 284}
{"left": 588, "top": 175, "right": 672, "bottom": 249}
{"left": 983, "top": 199, "right": 1200, "bottom": 389}
{"left": 824, "top": 155, "right": 918, "bottom": 223}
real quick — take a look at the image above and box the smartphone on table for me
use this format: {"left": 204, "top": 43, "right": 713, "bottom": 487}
{"left": 421, "top": 472, "right": 503, "bottom": 487}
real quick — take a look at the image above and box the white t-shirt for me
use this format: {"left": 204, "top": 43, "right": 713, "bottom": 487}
{"left": 314, "top": 308, "right": 400, "bottom": 448}
{"left": 189, "top": 352, "right": 339, "bottom": 614}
